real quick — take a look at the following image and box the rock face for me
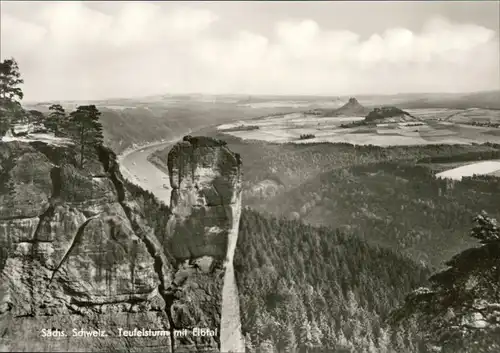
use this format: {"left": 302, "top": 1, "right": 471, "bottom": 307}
{"left": 0, "top": 137, "right": 243, "bottom": 352}
{"left": 167, "top": 136, "right": 244, "bottom": 352}
{"left": 390, "top": 212, "right": 500, "bottom": 353}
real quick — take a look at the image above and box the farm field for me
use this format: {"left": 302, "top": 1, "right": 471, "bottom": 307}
{"left": 435, "top": 160, "right": 500, "bottom": 180}
{"left": 217, "top": 108, "right": 500, "bottom": 146}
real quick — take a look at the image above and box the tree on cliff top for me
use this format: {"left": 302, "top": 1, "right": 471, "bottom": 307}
{"left": 46, "top": 104, "right": 67, "bottom": 136}
{"left": 68, "top": 105, "right": 104, "bottom": 168}
{"left": 0, "top": 58, "right": 24, "bottom": 136}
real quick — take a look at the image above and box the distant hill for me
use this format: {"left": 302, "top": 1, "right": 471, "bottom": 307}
{"left": 308, "top": 97, "right": 370, "bottom": 117}
{"left": 333, "top": 97, "right": 370, "bottom": 116}
{"left": 339, "top": 105, "right": 417, "bottom": 128}
{"left": 397, "top": 90, "right": 500, "bottom": 110}
{"left": 364, "top": 106, "right": 415, "bottom": 122}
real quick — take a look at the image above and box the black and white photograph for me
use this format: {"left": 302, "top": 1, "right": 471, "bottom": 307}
{"left": 0, "top": 1, "right": 499, "bottom": 352}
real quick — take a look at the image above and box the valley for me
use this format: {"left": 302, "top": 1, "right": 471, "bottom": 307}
{"left": 144, "top": 93, "right": 500, "bottom": 352}
{"left": 2, "top": 3, "right": 499, "bottom": 348}
{"left": 3, "top": 88, "right": 499, "bottom": 352}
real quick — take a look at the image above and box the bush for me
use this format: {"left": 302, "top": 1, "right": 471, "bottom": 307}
{"left": 299, "top": 133, "right": 315, "bottom": 140}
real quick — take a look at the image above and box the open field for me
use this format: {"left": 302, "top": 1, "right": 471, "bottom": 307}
{"left": 217, "top": 108, "right": 500, "bottom": 146}
{"left": 435, "top": 160, "right": 500, "bottom": 181}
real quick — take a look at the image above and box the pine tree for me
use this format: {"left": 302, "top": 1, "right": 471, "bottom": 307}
{"left": 346, "top": 290, "right": 359, "bottom": 317}
{"left": 283, "top": 323, "right": 297, "bottom": 353}
{"left": 254, "top": 310, "right": 266, "bottom": 344}
{"left": 0, "top": 58, "right": 23, "bottom": 102}
{"left": 0, "top": 58, "right": 24, "bottom": 136}
{"left": 391, "top": 326, "right": 407, "bottom": 353}
{"left": 259, "top": 339, "right": 275, "bottom": 353}
{"left": 245, "top": 332, "right": 256, "bottom": 353}
{"left": 336, "top": 329, "right": 352, "bottom": 352}
{"left": 46, "top": 104, "right": 67, "bottom": 136}
{"left": 367, "top": 336, "right": 378, "bottom": 353}
{"left": 27, "top": 109, "right": 45, "bottom": 132}
{"left": 470, "top": 210, "right": 499, "bottom": 243}
{"left": 310, "top": 320, "right": 323, "bottom": 347}
{"left": 68, "top": 105, "right": 104, "bottom": 168}
{"left": 299, "top": 319, "right": 313, "bottom": 353}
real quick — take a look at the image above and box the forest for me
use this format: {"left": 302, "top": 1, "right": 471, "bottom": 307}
{"left": 129, "top": 184, "right": 433, "bottom": 353}
{"left": 204, "top": 133, "right": 500, "bottom": 270}
{"left": 260, "top": 160, "right": 500, "bottom": 269}
{"left": 234, "top": 209, "right": 431, "bottom": 353}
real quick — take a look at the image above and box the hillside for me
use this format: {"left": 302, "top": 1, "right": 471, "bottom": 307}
{"left": 236, "top": 209, "right": 431, "bottom": 352}
{"left": 390, "top": 212, "right": 500, "bottom": 353}
{"left": 260, "top": 161, "right": 500, "bottom": 268}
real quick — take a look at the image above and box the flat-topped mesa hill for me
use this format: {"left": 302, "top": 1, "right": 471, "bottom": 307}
{"left": 0, "top": 136, "right": 243, "bottom": 352}
{"left": 364, "top": 106, "right": 416, "bottom": 122}
{"left": 340, "top": 105, "right": 418, "bottom": 128}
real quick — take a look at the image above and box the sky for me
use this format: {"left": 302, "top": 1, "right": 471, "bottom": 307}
{"left": 1, "top": 1, "right": 499, "bottom": 102}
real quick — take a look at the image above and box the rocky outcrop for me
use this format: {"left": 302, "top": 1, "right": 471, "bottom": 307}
{"left": 166, "top": 135, "right": 244, "bottom": 352}
{"left": 333, "top": 97, "right": 369, "bottom": 116}
{"left": 390, "top": 212, "right": 500, "bottom": 353}
{"left": 308, "top": 97, "right": 369, "bottom": 117}
{"left": 0, "top": 137, "right": 243, "bottom": 352}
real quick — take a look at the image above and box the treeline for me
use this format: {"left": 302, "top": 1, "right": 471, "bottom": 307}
{"left": 466, "top": 121, "right": 500, "bottom": 128}
{"left": 221, "top": 125, "right": 260, "bottom": 132}
{"left": 299, "top": 133, "right": 316, "bottom": 140}
{"left": 417, "top": 149, "right": 500, "bottom": 164}
{"left": 340, "top": 121, "right": 368, "bottom": 128}
{"left": 235, "top": 209, "right": 430, "bottom": 353}
{"left": 0, "top": 58, "right": 105, "bottom": 168}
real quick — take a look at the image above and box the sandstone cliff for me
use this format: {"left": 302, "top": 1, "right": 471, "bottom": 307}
{"left": 0, "top": 136, "right": 243, "bottom": 352}
{"left": 166, "top": 136, "right": 244, "bottom": 352}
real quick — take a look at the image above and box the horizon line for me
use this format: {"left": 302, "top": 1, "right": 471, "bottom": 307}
{"left": 22, "top": 88, "right": 500, "bottom": 105}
